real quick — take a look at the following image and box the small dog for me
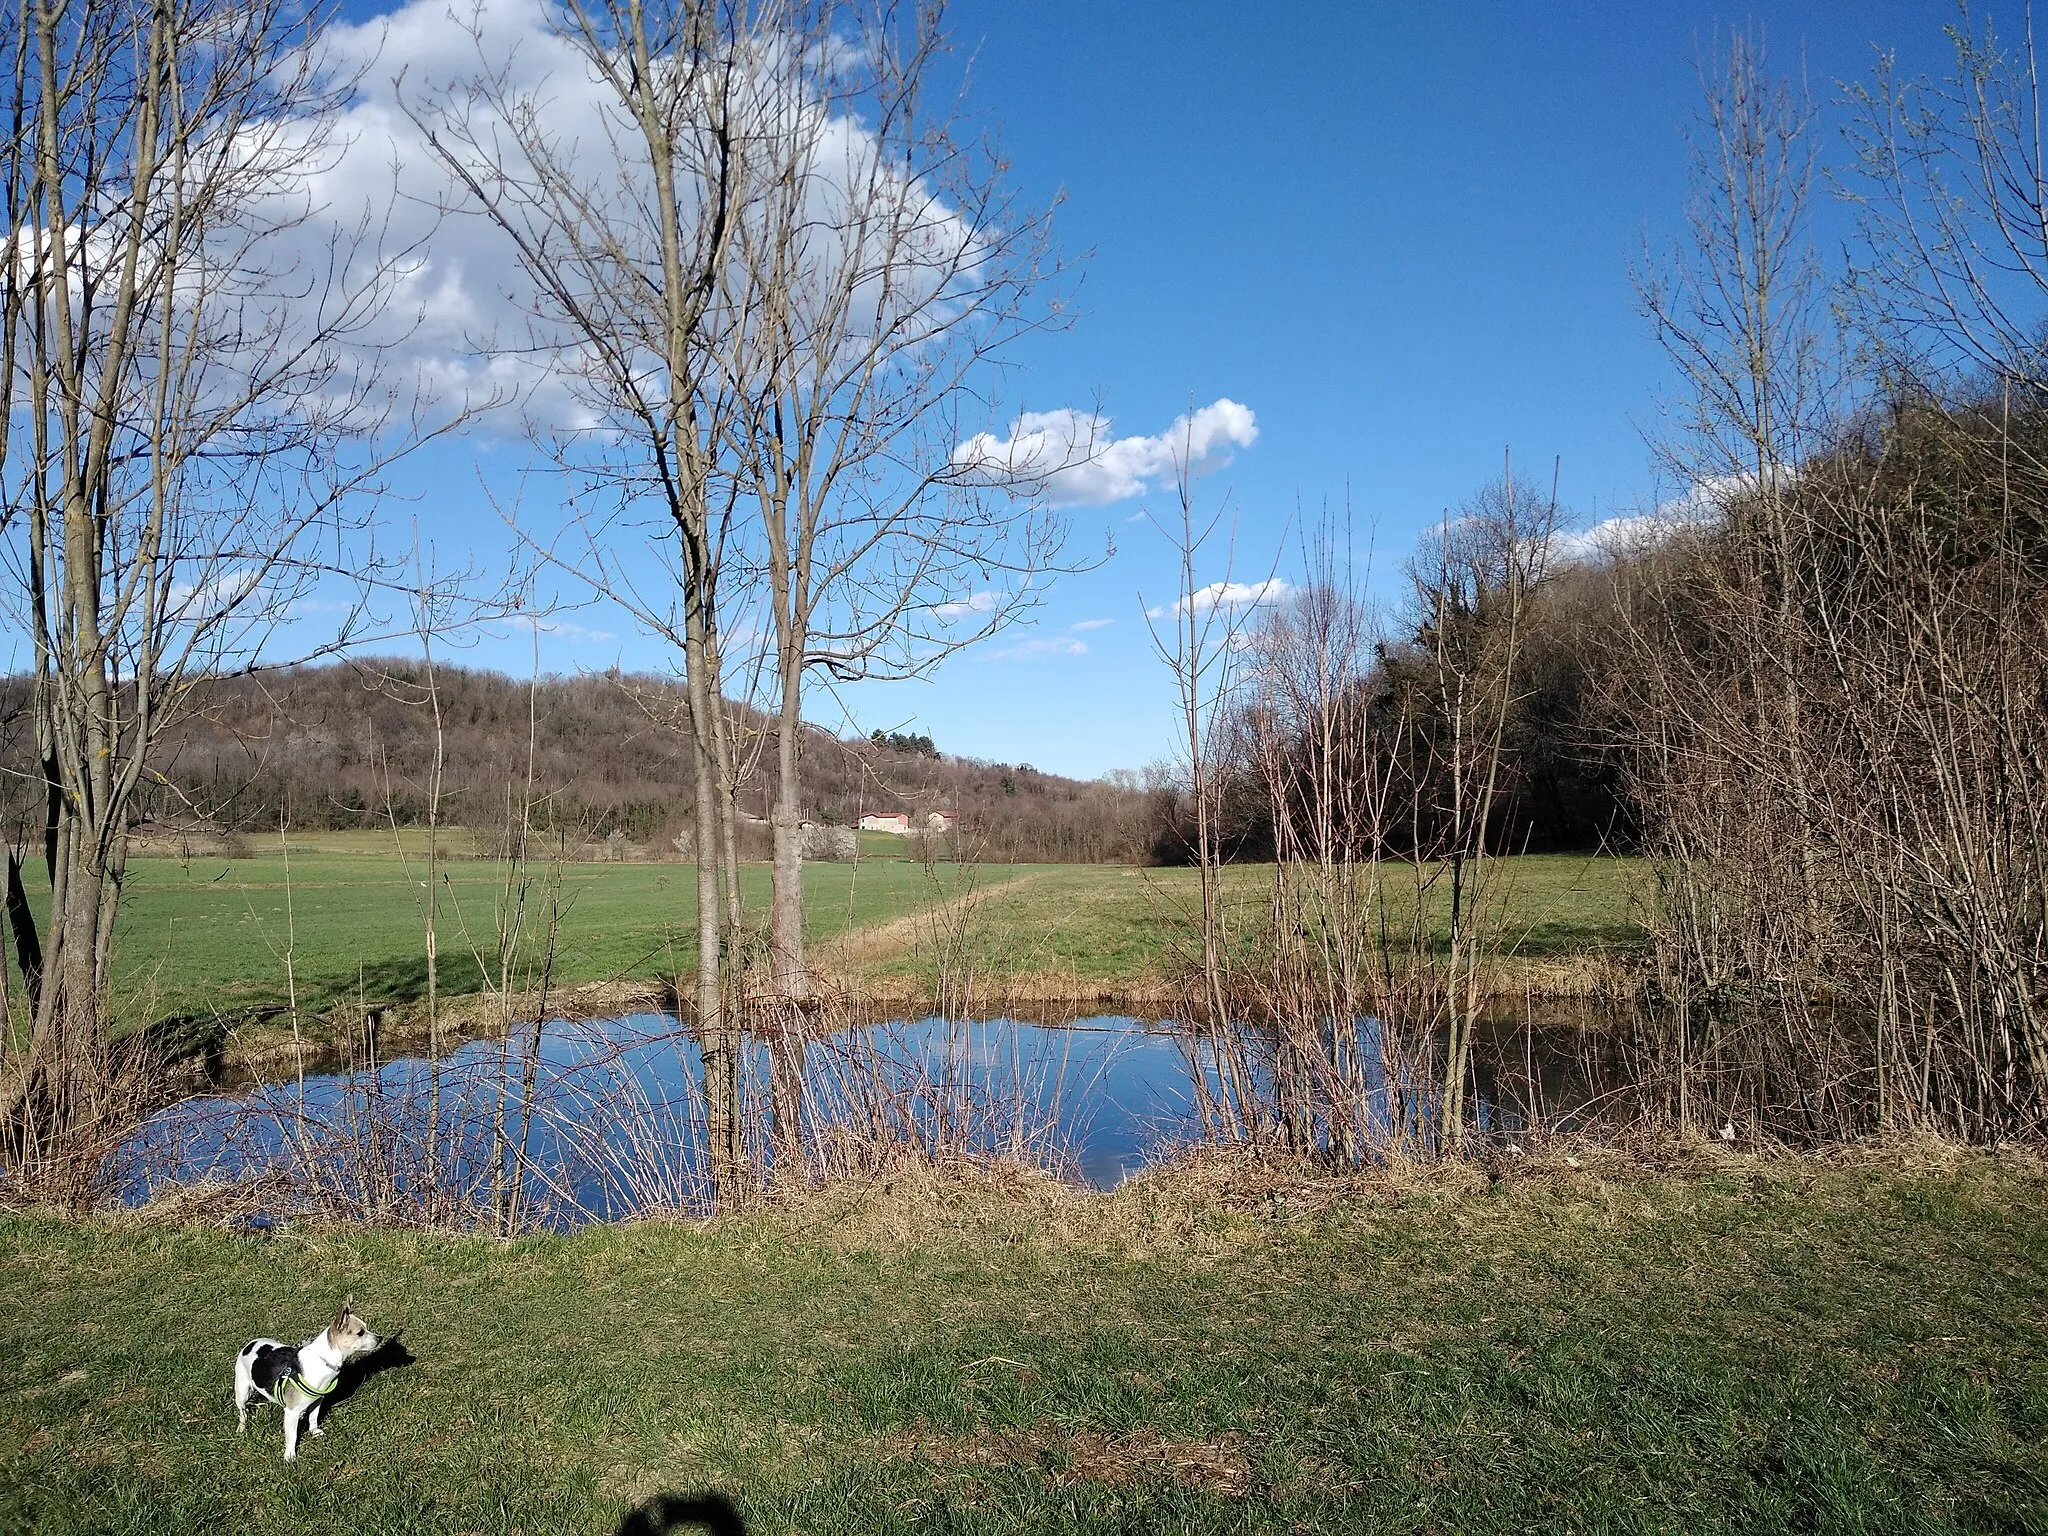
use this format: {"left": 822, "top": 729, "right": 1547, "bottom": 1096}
{"left": 234, "top": 1302, "right": 380, "bottom": 1461}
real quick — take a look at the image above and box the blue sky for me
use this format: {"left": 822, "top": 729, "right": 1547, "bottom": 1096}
{"left": 330, "top": 0, "right": 1962, "bottom": 779}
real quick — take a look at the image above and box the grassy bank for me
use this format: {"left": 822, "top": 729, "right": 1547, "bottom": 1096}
{"left": 10, "top": 839, "right": 1648, "bottom": 1046}
{"left": 2, "top": 1152, "right": 2044, "bottom": 1532}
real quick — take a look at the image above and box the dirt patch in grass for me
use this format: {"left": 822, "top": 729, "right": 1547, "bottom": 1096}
{"left": 889, "top": 1422, "right": 1252, "bottom": 1496}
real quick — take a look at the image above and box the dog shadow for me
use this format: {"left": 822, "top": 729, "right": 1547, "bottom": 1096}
{"left": 323, "top": 1332, "right": 417, "bottom": 1418}
{"left": 615, "top": 1493, "right": 744, "bottom": 1536}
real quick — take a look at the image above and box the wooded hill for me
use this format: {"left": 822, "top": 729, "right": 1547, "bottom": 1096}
{"left": 0, "top": 663, "right": 1157, "bottom": 864}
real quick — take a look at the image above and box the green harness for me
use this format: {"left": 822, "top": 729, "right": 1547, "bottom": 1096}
{"left": 265, "top": 1356, "right": 336, "bottom": 1405}
{"left": 286, "top": 1371, "right": 337, "bottom": 1402}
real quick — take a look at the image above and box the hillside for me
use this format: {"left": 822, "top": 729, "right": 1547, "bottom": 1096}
{"left": 0, "top": 663, "right": 1155, "bottom": 864}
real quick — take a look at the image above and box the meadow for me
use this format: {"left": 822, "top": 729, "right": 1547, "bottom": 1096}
{"left": 1, "top": 1153, "right": 2042, "bottom": 1534}
{"left": 46, "top": 837, "right": 1650, "bottom": 1042}
{"left": 78, "top": 831, "right": 1012, "bottom": 1034}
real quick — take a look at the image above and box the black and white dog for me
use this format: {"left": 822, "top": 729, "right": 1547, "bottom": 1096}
{"left": 234, "top": 1302, "right": 380, "bottom": 1461}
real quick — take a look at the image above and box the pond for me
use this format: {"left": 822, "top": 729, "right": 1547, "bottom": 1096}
{"left": 119, "top": 1010, "right": 1622, "bottom": 1228}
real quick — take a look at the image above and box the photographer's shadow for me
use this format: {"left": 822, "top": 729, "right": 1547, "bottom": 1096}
{"left": 616, "top": 1492, "right": 744, "bottom": 1536}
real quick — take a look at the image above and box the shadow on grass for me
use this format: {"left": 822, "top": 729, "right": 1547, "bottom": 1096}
{"left": 617, "top": 1492, "right": 744, "bottom": 1535}
{"left": 1511, "top": 919, "right": 1647, "bottom": 956}
{"left": 126, "top": 1009, "right": 242, "bottom": 1081}
{"left": 325, "top": 1333, "right": 417, "bottom": 1422}
{"left": 296, "top": 955, "right": 435, "bottom": 1014}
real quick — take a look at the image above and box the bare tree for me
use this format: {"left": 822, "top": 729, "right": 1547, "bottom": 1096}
{"left": 1636, "top": 29, "right": 1836, "bottom": 873}
{"left": 716, "top": 0, "right": 1067, "bottom": 1019}
{"left": 0, "top": 0, "right": 445, "bottom": 1159}
{"left": 1402, "top": 463, "right": 1558, "bottom": 1146}
{"left": 1240, "top": 525, "right": 1390, "bottom": 1161}
{"left": 411, "top": 0, "right": 1075, "bottom": 1198}
{"left": 1847, "top": 3, "right": 2048, "bottom": 391}
{"left": 1140, "top": 424, "right": 1275, "bottom": 1140}
{"left": 408, "top": 0, "right": 772, "bottom": 1206}
{"left": 1608, "top": 14, "right": 2048, "bottom": 1142}
{"left": 1640, "top": 31, "right": 1835, "bottom": 496}
{"left": 1627, "top": 28, "right": 1841, "bottom": 1064}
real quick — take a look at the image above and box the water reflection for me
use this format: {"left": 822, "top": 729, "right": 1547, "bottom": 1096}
{"left": 118, "top": 1010, "right": 1619, "bottom": 1227}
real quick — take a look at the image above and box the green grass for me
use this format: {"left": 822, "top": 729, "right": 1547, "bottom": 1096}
{"left": 836, "top": 854, "right": 1650, "bottom": 997}
{"left": 2, "top": 1159, "right": 2045, "bottom": 1532}
{"left": 855, "top": 829, "right": 927, "bottom": 861}
{"left": 61, "top": 845, "right": 1025, "bottom": 1032}
{"left": 5, "top": 842, "right": 1649, "bottom": 1035}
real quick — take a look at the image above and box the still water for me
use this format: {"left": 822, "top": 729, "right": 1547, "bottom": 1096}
{"left": 120, "top": 1011, "right": 1609, "bottom": 1227}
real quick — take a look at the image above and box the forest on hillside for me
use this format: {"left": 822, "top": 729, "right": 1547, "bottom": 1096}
{"left": 0, "top": 600, "right": 1643, "bottom": 870}
{"left": 0, "top": 664, "right": 1161, "bottom": 864}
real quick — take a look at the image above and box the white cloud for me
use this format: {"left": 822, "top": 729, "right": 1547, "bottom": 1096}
{"left": 166, "top": 569, "right": 264, "bottom": 624}
{"left": 993, "top": 635, "right": 1086, "bottom": 660}
{"left": 186, "top": 0, "right": 987, "bottom": 431}
{"left": 952, "top": 398, "right": 1258, "bottom": 507}
{"left": 1146, "top": 578, "right": 1291, "bottom": 621}
{"left": 932, "top": 590, "right": 1002, "bottom": 622}
{"left": 1551, "top": 476, "right": 1737, "bottom": 566}
{"left": 1549, "top": 514, "right": 1660, "bottom": 565}
{"left": 1069, "top": 618, "right": 1112, "bottom": 632}
{"left": 501, "top": 613, "right": 615, "bottom": 642}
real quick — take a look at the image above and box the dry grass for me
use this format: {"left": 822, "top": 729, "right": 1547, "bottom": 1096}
{"left": 719, "top": 1128, "right": 2047, "bottom": 1265}
{"left": 887, "top": 1422, "right": 1252, "bottom": 1497}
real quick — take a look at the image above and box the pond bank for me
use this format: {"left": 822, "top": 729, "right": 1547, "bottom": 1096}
{"left": 184, "top": 946, "right": 1649, "bottom": 1092}
{"left": 130, "top": 1004, "right": 1654, "bottom": 1228}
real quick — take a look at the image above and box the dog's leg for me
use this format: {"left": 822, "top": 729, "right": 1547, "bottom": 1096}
{"left": 234, "top": 1359, "right": 252, "bottom": 1434}
{"left": 307, "top": 1402, "right": 324, "bottom": 1437}
{"left": 282, "top": 1398, "right": 304, "bottom": 1462}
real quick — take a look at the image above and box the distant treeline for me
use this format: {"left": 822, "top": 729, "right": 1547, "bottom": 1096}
{"left": 0, "top": 663, "right": 1160, "bottom": 863}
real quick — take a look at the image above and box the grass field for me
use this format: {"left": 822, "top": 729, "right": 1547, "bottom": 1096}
{"left": 835, "top": 853, "right": 1650, "bottom": 1001}
{"left": 9, "top": 837, "right": 1650, "bottom": 1037}
{"left": 72, "top": 834, "right": 1031, "bottom": 1032}
{"left": 1, "top": 1154, "right": 2044, "bottom": 1533}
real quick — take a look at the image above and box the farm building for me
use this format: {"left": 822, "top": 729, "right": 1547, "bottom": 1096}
{"left": 858, "top": 810, "right": 955, "bottom": 834}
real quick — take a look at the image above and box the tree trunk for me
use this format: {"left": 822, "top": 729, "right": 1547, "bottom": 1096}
{"left": 682, "top": 593, "right": 743, "bottom": 1209}
{"left": 704, "top": 646, "right": 745, "bottom": 938}
{"left": 769, "top": 657, "right": 810, "bottom": 1002}
{"left": 46, "top": 845, "right": 109, "bottom": 1128}
{"left": 764, "top": 661, "right": 811, "bottom": 1182}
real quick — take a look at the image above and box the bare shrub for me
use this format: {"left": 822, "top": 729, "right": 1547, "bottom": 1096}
{"left": 1614, "top": 26, "right": 2048, "bottom": 1143}
{"left": 1165, "top": 470, "right": 1560, "bottom": 1162}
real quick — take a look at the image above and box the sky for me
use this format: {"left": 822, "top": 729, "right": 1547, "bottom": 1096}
{"left": 304, "top": 0, "right": 1964, "bottom": 779}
